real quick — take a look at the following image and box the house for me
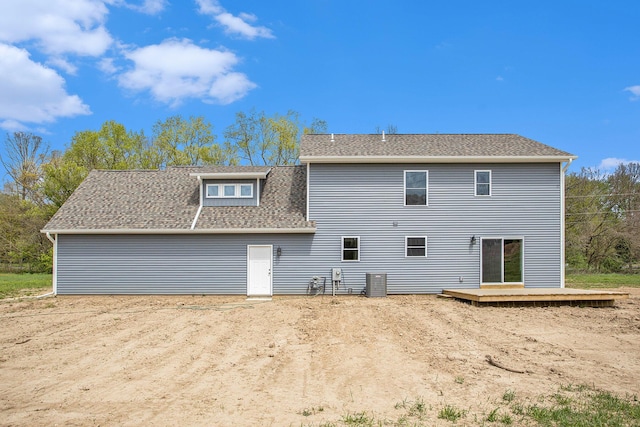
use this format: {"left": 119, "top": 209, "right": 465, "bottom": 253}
{"left": 42, "top": 134, "right": 576, "bottom": 296}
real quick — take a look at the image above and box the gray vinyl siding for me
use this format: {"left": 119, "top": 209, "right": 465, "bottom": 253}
{"left": 202, "top": 179, "right": 259, "bottom": 207}
{"left": 56, "top": 234, "right": 316, "bottom": 295}
{"left": 307, "top": 162, "right": 562, "bottom": 294}
{"left": 54, "top": 162, "right": 563, "bottom": 295}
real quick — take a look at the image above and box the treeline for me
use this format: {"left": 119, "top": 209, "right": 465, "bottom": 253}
{"left": 566, "top": 164, "right": 640, "bottom": 272}
{"left": 0, "top": 110, "right": 326, "bottom": 272}
{"left": 2, "top": 116, "right": 639, "bottom": 274}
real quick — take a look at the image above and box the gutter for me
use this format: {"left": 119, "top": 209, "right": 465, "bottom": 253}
{"left": 562, "top": 158, "right": 574, "bottom": 173}
{"left": 299, "top": 155, "right": 578, "bottom": 164}
{"left": 41, "top": 227, "right": 317, "bottom": 235}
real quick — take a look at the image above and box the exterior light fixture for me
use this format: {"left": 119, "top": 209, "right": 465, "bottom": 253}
{"left": 470, "top": 236, "right": 477, "bottom": 245}
{"left": 276, "top": 246, "right": 282, "bottom": 257}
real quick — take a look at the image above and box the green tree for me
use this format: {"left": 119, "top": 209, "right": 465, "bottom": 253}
{"left": 42, "top": 151, "right": 87, "bottom": 208}
{"left": 565, "top": 165, "right": 640, "bottom": 272}
{"left": 224, "top": 109, "right": 327, "bottom": 166}
{"left": 43, "top": 121, "right": 148, "bottom": 208}
{"left": 152, "top": 115, "right": 231, "bottom": 167}
{"left": 0, "top": 193, "right": 51, "bottom": 272}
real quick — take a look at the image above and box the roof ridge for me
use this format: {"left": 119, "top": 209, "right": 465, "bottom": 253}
{"left": 306, "top": 132, "right": 523, "bottom": 135}
{"left": 92, "top": 169, "right": 160, "bottom": 172}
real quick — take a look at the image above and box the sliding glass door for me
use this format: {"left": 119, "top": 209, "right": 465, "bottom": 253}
{"left": 481, "top": 238, "right": 523, "bottom": 284}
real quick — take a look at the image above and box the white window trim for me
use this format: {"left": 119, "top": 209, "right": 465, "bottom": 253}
{"left": 341, "top": 236, "right": 360, "bottom": 262}
{"left": 404, "top": 170, "right": 429, "bottom": 206}
{"left": 475, "top": 170, "right": 492, "bottom": 197}
{"left": 479, "top": 236, "right": 525, "bottom": 284}
{"left": 205, "top": 183, "right": 253, "bottom": 199}
{"left": 405, "top": 236, "right": 427, "bottom": 258}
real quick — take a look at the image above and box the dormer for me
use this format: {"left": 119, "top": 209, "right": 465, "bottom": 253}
{"left": 190, "top": 167, "right": 272, "bottom": 207}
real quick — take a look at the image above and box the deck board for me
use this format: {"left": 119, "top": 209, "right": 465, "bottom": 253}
{"left": 442, "top": 288, "right": 629, "bottom": 307}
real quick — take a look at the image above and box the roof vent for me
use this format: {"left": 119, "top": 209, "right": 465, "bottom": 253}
{"left": 382, "top": 131, "right": 386, "bottom": 142}
{"left": 330, "top": 133, "right": 334, "bottom": 142}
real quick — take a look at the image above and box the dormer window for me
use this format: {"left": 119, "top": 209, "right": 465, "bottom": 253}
{"left": 206, "top": 183, "right": 253, "bottom": 198}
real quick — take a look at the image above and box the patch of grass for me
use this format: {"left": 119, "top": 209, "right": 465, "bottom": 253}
{"left": 454, "top": 376, "right": 465, "bottom": 384}
{"left": 407, "top": 397, "right": 428, "bottom": 418}
{"left": 502, "top": 390, "right": 516, "bottom": 403}
{"left": 486, "top": 407, "right": 499, "bottom": 422}
{"left": 301, "top": 406, "right": 324, "bottom": 417}
{"left": 438, "top": 404, "right": 466, "bottom": 422}
{"left": 499, "top": 413, "right": 512, "bottom": 425}
{"left": 566, "top": 272, "right": 640, "bottom": 289}
{"left": 518, "top": 385, "right": 640, "bottom": 427}
{"left": 342, "top": 411, "right": 374, "bottom": 426}
{"left": 300, "top": 385, "right": 640, "bottom": 426}
{"left": 0, "top": 273, "right": 52, "bottom": 298}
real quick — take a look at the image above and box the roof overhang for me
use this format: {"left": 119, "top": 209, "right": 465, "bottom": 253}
{"left": 42, "top": 227, "right": 316, "bottom": 235}
{"left": 189, "top": 169, "right": 271, "bottom": 180}
{"left": 299, "top": 155, "right": 578, "bottom": 164}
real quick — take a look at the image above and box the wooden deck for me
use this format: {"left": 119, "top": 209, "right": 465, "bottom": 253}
{"left": 442, "top": 287, "right": 629, "bottom": 307}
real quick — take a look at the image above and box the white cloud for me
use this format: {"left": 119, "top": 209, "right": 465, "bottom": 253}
{"left": 196, "top": 0, "right": 274, "bottom": 39}
{"left": 0, "top": 120, "right": 27, "bottom": 132}
{"left": 0, "top": 0, "right": 113, "bottom": 57}
{"left": 207, "top": 72, "right": 257, "bottom": 104}
{"left": 123, "top": 0, "right": 167, "bottom": 15}
{"left": 624, "top": 85, "right": 640, "bottom": 100}
{"left": 47, "top": 57, "right": 79, "bottom": 75}
{"left": 118, "top": 38, "right": 256, "bottom": 105}
{"left": 195, "top": 0, "right": 223, "bottom": 15}
{"left": 98, "top": 57, "right": 120, "bottom": 74}
{"left": 0, "top": 43, "right": 91, "bottom": 128}
{"left": 599, "top": 157, "right": 640, "bottom": 171}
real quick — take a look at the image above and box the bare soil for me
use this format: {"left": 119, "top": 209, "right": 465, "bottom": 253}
{"left": 1, "top": 288, "right": 639, "bottom": 426}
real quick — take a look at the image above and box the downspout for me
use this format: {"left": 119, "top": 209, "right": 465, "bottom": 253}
{"left": 306, "top": 162, "right": 310, "bottom": 222}
{"left": 45, "top": 232, "right": 57, "bottom": 295}
{"left": 191, "top": 176, "right": 203, "bottom": 230}
{"left": 256, "top": 177, "right": 261, "bottom": 206}
{"left": 560, "top": 159, "right": 572, "bottom": 288}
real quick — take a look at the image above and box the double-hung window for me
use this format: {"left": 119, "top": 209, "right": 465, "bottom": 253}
{"left": 342, "top": 237, "right": 360, "bottom": 261}
{"left": 406, "top": 237, "right": 427, "bottom": 257}
{"left": 405, "top": 170, "right": 428, "bottom": 206}
{"left": 475, "top": 170, "right": 491, "bottom": 196}
{"left": 206, "top": 183, "right": 253, "bottom": 198}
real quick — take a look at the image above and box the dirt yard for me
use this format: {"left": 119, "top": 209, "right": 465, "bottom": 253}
{"left": 1, "top": 288, "right": 639, "bottom": 426}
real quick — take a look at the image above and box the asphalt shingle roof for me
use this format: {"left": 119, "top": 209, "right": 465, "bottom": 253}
{"left": 195, "top": 166, "right": 312, "bottom": 230}
{"left": 300, "top": 134, "right": 575, "bottom": 159}
{"left": 43, "top": 165, "right": 313, "bottom": 232}
{"left": 44, "top": 134, "right": 575, "bottom": 233}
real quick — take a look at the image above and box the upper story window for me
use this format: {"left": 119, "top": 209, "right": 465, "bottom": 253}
{"left": 404, "top": 170, "right": 428, "bottom": 206}
{"left": 475, "top": 170, "right": 491, "bottom": 196}
{"left": 206, "top": 183, "right": 253, "bottom": 198}
{"left": 342, "top": 236, "right": 360, "bottom": 261}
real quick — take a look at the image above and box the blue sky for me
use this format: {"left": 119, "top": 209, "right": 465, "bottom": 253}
{"left": 1, "top": 0, "right": 639, "bottom": 174}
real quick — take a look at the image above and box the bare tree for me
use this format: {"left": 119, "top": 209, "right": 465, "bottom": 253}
{"left": 0, "top": 132, "right": 48, "bottom": 203}
{"left": 374, "top": 124, "right": 398, "bottom": 134}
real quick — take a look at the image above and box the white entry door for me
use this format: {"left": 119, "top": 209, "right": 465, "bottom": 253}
{"left": 247, "top": 245, "right": 272, "bottom": 296}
